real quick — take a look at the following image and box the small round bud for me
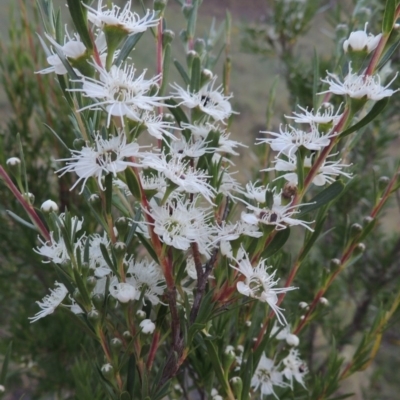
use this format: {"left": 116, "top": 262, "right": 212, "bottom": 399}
{"left": 91, "top": 293, "right": 105, "bottom": 308}
{"left": 354, "top": 242, "right": 366, "bottom": 255}
{"left": 282, "top": 181, "right": 297, "bottom": 200}
{"left": 113, "top": 241, "right": 127, "bottom": 256}
{"left": 88, "top": 309, "right": 100, "bottom": 322}
{"left": 101, "top": 363, "right": 114, "bottom": 378}
{"left": 182, "top": 4, "right": 193, "bottom": 18}
{"left": 186, "top": 49, "right": 198, "bottom": 67}
{"left": 363, "top": 216, "right": 374, "bottom": 226}
{"left": 81, "top": 262, "right": 90, "bottom": 273}
{"left": 230, "top": 376, "right": 243, "bottom": 397}
{"left": 298, "top": 301, "right": 308, "bottom": 309}
{"left": 153, "top": 0, "right": 167, "bottom": 12}
{"left": 200, "top": 68, "right": 213, "bottom": 86}
{"left": 73, "top": 138, "right": 86, "bottom": 150}
{"left": 6, "top": 157, "right": 21, "bottom": 166}
{"left": 350, "top": 223, "right": 362, "bottom": 239}
{"left": 136, "top": 310, "right": 146, "bottom": 320}
{"left": 86, "top": 276, "right": 97, "bottom": 291}
{"left": 73, "top": 288, "right": 83, "bottom": 303}
{"left": 245, "top": 320, "right": 252, "bottom": 327}
{"left": 194, "top": 38, "right": 206, "bottom": 54}
{"left": 0, "top": 384, "right": 5, "bottom": 392}
{"left": 236, "top": 345, "right": 244, "bottom": 353}
{"left": 23, "top": 192, "right": 35, "bottom": 204}
{"left": 111, "top": 337, "right": 123, "bottom": 350}
{"left": 123, "top": 330, "right": 132, "bottom": 339}
{"left": 179, "top": 29, "right": 188, "bottom": 43}
{"left": 378, "top": 176, "right": 390, "bottom": 190}
{"left": 319, "top": 297, "right": 329, "bottom": 306}
{"left": 300, "top": 315, "right": 305, "bottom": 320}
{"left": 139, "top": 319, "right": 156, "bottom": 334}
{"left": 330, "top": 258, "right": 341, "bottom": 269}
{"left": 40, "top": 200, "right": 59, "bottom": 213}
{"left": 286, "top": 334, "right": 300, "bottom": 347}
{"left": 162, "top": 29, "right": 175, "bottom": 47}
{"left": 163, "top": 113, "right": 175, "bottom": 123}
{"left": 115, "top": 217, "right": 128, "bottom": 237}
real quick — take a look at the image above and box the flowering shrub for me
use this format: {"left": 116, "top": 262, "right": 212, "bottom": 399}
{"left": 1, "top": 0, "right": 400, "bottom": 398}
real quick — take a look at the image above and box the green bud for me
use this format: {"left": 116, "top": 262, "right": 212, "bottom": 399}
{"left": 319, "top": 297, "right": 329, "bottom": 306}
{"left": 350, "top": 223, "right": 363, "bottom": 238}
{"left": 186, "top": 49, "right": 198, "bottom": 68}
{"left": 194, "top": 38, "right": 206, "bottom": 54}
{"left": 91, "top": 293, "right": 105, "bottom": 309}
{"left": 182, "top": 4, "right": 193, "bottom": 19}
{"left": 115, "top": 217, "right": 128, "bottom": 239}
{"left": 354, "top": 242, "right": 366, "bottom": 256}
{"left": 113, "top": 241, "right": 127, "bottom": 257}
{"left": 163, "top": 29, "right": 175, "bottom": 47}
{"left": 330, "top": 258, "right": 341, "bottom": 270}
{"left": 153, "top": 0, "right": 167, "bottom": 13}
{"left": 200, "top": 68, "right": 213, "bottom": 86}
{"left": 73, "top": 138, "right": 86, "bottom": 150}
{"left": 123, "top": 330, "right": 132, "bottom": 340}
{"left": 222, "top": 346, "right": 236, "bottom": 371}
{"left": 87, "top": 309, "right": 100, "bottom": 322}
{"left": 179, "top": 29, "right": 188, "bottom": 43}
{"left": 23, "top": 192, "right": 35, "bottom": 205}
{"left": 73, "top": 288, "right": 84, "bottom": 303}
{"left": 136, "top": 310, "right": 146, "bottom": 320}
{"left": 163, "top": 113, "right": 175, "bottom": 123}
{"left": 230, "top": 376, "right": 243, "bottom": 398}
{"left": 378, "top": 176, "right": 390, "bottom": 191}
{"left": 86, "top": 276, "right": 97, "bottom": 291}
{"left": 363, "top": 216, "right": 374, "bottom": 226}
{"left": 110, "top": 337, "right": 123, "bottom": 351}
{"left": 101, "top": 363, "right": 114, "bottom": 379}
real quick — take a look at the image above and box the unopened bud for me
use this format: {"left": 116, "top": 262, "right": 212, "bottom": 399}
{"left": 86, "top": 276, "right": 97, "bottom": 291}
{"left": 73, "top": 138, "right": 86, "bottom": 150}
{"left": 201, "top": 68, "right": 213, "bottom": 85}
{"left": 330, "top": 258, "right": 341, "bottom": 270}
{"left": 286, "top": 334, "right": 300, "bottom": 347}
{"left": 41, "top": 200, "right": 59, "bottom": 213}
{"left": 115, "top": 217, "right": 128, "bottom": 236}
{"left": 87, "top": 309, "right": 100, "bottom": 322}
{"left": 6, "top": 157, "right": 21, "bottom": 166}
{"left": 101, "top": 363, "right": 114, "bottom": 378}
{"left": 140, "top": 319, "right": 156, "bottom": 334}
{"left": 182, "top": 4, "right": 193, "bottom": 18}
{"left": 123, "top": 330, "right": 132, "bottom": 339}
{"left": 91, "top": 293, "right": 105, "bottom": 308}
{"left": 282, "top": 181, "right": 297, "bottom": 200}
{"left": 0, "top": 384, "right": 5, "bottom": 392}
{"left": 378, "top": 176, "right": 390, "bottom": 191}
{"left": 179, "top": 29, "right": 188, "bottom": 43}
{"left": 113, "top": 241, "right": 127, "bottom": 257}
{"left": 319, "top": 297, "right": 329, "bottom": 306}
{"left": 163, "top": 113, "right": 175, "bottom": 123}
{"left": 153, "top": 0, "right": 167, "bottom": 12}
{"left": 363, "top": 216, "right": 374, "bottom": 226}
{"left": 111, "top": 337, "right": 123, "bottom": 350}
{"left": 23, "top": 192, "right": 35, "bottom": 204}
{"left": 163, "top": 29, "right": 175, "bottom": 47}
{"left": 354, "top": 242, "right": 366, "bottom": 255}
{"left": 136, "top": 310, "right": 146, "bottom": 320}
{"left": 230, "top": 376, "right": 243, "bottom": 397}
{"left": 186, "top": 49, "right": 198, "bottom": 68}
{"left": 298, "top": 301, "right": 308, "bottom": 309}
{"left": 350, "top": 223, "right": 363, "bottom": 237}
{"left": 194, "top": 38, "right": 206, "bottom": 54}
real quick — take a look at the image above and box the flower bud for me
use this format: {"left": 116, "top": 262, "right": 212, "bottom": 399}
{"left": 186, "top": 49, "right": 198, "bottom": 68}
{"left": 113, "top": 241, "right": 127, "bottom": 257}
{"left": 330, "top": 258, "right": 341, "bottom": 270}
{"left": 350, "top": 223, "right": 362, "bottom": 238}
{"left": 23, "top": 192, "right": 35, "bottom": 205}
{"left": 163, "top": 113, "right": 175, "bottom": 123}
{"left": 153, "top": 0, "right": 167, "bottom": 13}
{"left": 140, "top": 319, "right": 156, "bottom": 334}
{"left": 286, "top": 334, "right": 300, "bottom": 347}
{"left": 86, "top": 276, "right": 97, "bottom": 291}
{"left": 223, "top": 345, "right": 236, "bottom": 370}
{"left": 111, "top": 337, "right": 123, "bottom": 350}
{"left": 200, "top": 68, "right": 213, "bottom": 85}
{"left": 363, "top": 216, "right": 374, "bottom": 226}
{"left": 378, "top": 176, "right": 390, "bottom": 191}
{"left": 0, "top": 384, "right": 5, "bottom": 392}
{"left": 73, "top": 138, "right": 86, "bottom": 150}
{"left": 319, "top": 297, "right": 329, "bottom": 306}
{"left": 123, "top": 330, "right": 132, "bottom": 340}
{"left": 41, "top": 200, "right": 59, "bottom": 213}
{"left": 182, "top": 4, "right": 193, "bottom": 19}
{"left": 115, "top": 217, "right": 128, "bottom": 238}
{"left": 230, "top": 376, "right": 243, "bottom": 398}
{"left": 282, "top": 181, "right": 297, "bottom": 200}
{"left": 6, "top": 157, "right": 20, "bottom": 166}
{"left": 354, "top": 242, "right": 366, "bottom": 255}
{"left": 88, "top": 309, "right": 100, "bottom": 322}
{"left": 298, "top": 301, "right": 309, "bottom": 310}
{"left": 101, "top": 363, "right": 114, "bottom": 378}
{"left": 136, "top": 310, "right": 146, "bottom": 320}
{"left": 179, "top": 29, "right": 188, "bottom": 43}
{"left": 194, "top": 38, "right": 206, "bottom": 54}
{"left": 163, "top": 29, "right": 175, "bottom": 47}
{"left": 73, "top": 288, "right": 83, "bottom": 303}
{"left": 91, "top": 293, "right": 105, "bottom": 309}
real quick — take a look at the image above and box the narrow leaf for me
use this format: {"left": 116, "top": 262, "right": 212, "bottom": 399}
{"left": 6, "top": 210, "right": 37, "bottom": 231}
{"left": 116, "top": 33, "right": 144, "bottom": 66}
{"left": 66, "top": 0, "right": 93, "bottom": 50}
{"left": 382, "top": 0, "right": 396, "bottom": 34}
{"left": 261, "top": 228, "right": 290, "bottom": 258}
{"left": 0, "top": 342, "right": 12, "bottom": 384}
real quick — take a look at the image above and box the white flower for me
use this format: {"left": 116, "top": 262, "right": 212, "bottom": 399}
{"left": 56, "top": 133, "right": 145, "bottom": 193}
{"left": 216, "top": 168, "right": 243, "bottom": 197}
{"left": 271, "top": 154, "right": 352, "bottom": 186}
{"left": 6, "top": 157, "right": 21, "bottom": 166}
{"left": 29, "top": 282, "right": 68, "bottom": 323}
{"left": 109, "top": 277, "right": 138, "bottom": 303}
{"left": 142, "top": 153, "right": 215, "bottom": 204}
{"left": 171, "top": 76, "right": 234, "bottom": 122}
{"left": 140, "top": 172, "right": 167, "bottom": 199}
{"left": 257, "top": 123, "right": 337, "bottom": 158}
{"left": 146, "top": 196, "right": 216, "bottom": 256}
{"left": 343, "top": 24, "right": 381, "bottom": 53}
{"left": 168, "top": 137, "right": 214, "bottom": 159}
{"left": 285, "top": 103, "right": 343, "bottom": 125}
{"left": 281, "top": 349, "right": 308, "bottom": 389}
{"left": 251, "top": 354, "right": 288, "bottom": 399}
{"left": 88, "top": 233, "right": 113, "bottom": 277}
{"left": 41, "top": 200, "right": 59, "bottom": 213}
{"left": 127, "top": 259, "right": 166, "bottom": 305}
{"left": 320, "top": 65, "right": 398, "bottom": 100}
{"left": 240, "top": 186, "right": 313, "bottom": 231}
{"left": 140, "top": 319, "right": 156, "bottom": 334}
{"left": 141, "top": 112, "right": 179, "bottom": 140}
{"left": 70, "top": 63, "right": 166, "bottom": 126}
{"left": 86, "top": 1, "right": 159, "bottom": 34}
{"left": 231, "top": 250, "right": 296, "bottom": 325}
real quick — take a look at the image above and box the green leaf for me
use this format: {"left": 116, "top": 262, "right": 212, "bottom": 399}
{"left": 66, "top": 0, "right": 93, "bottom": 50}
{"left": 240, "top": 352, "right": 253, "bottom": 400}
{"left": 340, "top": 98, "right": 389, "bottom": 138}
{"left": 125, "top": 207, "right": 141, "bottom": 247}
{"left": 125, "top": 167, "right": 142, "bottom": 199}
{"left": 382, "top": 0, "right": 396, "bottom": 34}
{"left": 136, "top": 233, "right": 159, "bottom": 263}
{"left": 126, "top": 355, "right": 136, "bottom": 396}
{"left": 160, "top": 43, "right": 171, "bottom": 96}
{"left": 261, "top": 228, "right": 291, "bottom": 258}
{"left": 204, "top": 338, "right": 230, "bottom": 395}
{"left": 100, "top": 243, "right": 117, "bottom": 274}
{"left": 298, "top": 180, "right": 345, "bottom": 217}
{"left": 116, "top": 33, "right": 144, "bottom": 66}
{"left": 5, "top": 210, "right": 37, "bottom": 231}
{"left": 165, "top": 99, "right": 190, "bottom": 126}
{"left": 312, "top": 48, "right": 319, "bottom": 109}
{"left": 0, "top": 342, "right": 12, "bottom": 385}
{"left": 190, "top": 55, "right": 201, "bottom": 93}
{"left": 173, "top": 59, "right": 190, "bottom": 86}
